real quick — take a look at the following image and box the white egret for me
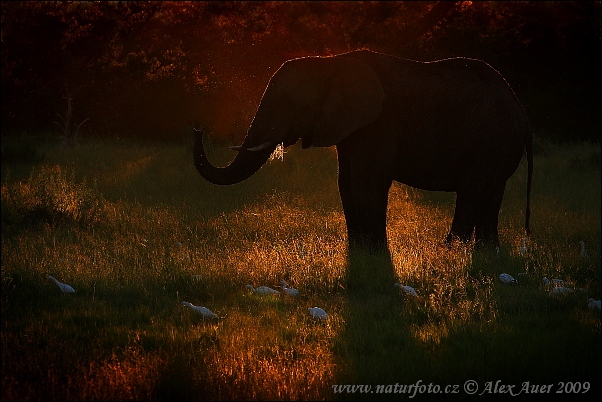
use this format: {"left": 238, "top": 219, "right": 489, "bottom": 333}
{"left": 499, "top": 273, "right": 517, "bottom": 284}
{"left": 549, "top": 287, "right": 574, "bottom": 296}
{"left": 47, "top": 276, "right": 75, "bottom": 294}
{"left": 580, "top": 241, "right": 589, "bottom": 259}
{"left": 308, "top": 307, "right": 328, "bottom": 320}
{"left": 245, "top": 284, "right": 280, "bottom": 295}
{"left": 587, "top": 298, "right": 601, "bottom": 310}
{"left": 181, "top": 301, "right": 219, "bottom": 319}
{"left": 279, "top": 280, "right": 299, "bottom": 297}
{"left": 552, "top": 278, "right": 570, "bottom": 287}
{"left": 394, "top": 283, "right": 417, "bottom": 296}
{"left": 519, "top": 237, "right": 527, "bottom": 256}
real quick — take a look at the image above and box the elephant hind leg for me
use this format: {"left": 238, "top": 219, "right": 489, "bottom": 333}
{"left": 447, "top": 184, "right": 506, "bottom": 247}
{"left": 474, "top": 183, "right": 506, "bottom": 247}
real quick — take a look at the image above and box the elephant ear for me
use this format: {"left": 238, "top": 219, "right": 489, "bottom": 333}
{"left": 312, "top": 57, "right": 385, "bottom": 147}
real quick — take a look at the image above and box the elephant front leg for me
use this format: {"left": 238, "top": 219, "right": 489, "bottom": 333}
{"left": 337, "top": 161, "right": 391, "bottom": 251}
{"left": 345, "top": 200, "right": 389, "bottom": 250}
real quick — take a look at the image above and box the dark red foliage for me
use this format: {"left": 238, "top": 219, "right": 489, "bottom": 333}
{"left": 1, "top": 1, "right": 600, "bottom": 142}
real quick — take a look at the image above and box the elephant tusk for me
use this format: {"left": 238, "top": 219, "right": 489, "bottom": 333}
{"left": 247, "top": 142, "right": 275, "bottom": 152}
{"left": 229, "top": 145, "right": 244, "bottom": 151}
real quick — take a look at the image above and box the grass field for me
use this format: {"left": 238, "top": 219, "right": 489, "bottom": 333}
{"left": 1, "top": 135, "right": 600, "bottom": 400}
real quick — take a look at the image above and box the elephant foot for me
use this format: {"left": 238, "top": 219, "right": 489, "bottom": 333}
{"left": 444, "top": 231, "right": 473, "bottom": 247}
{"left": 348, "top": 235, "right": 388, "bottom": 254}
{"left": 474, "top": 227, "right": 500, "bottom": 249}
{"left": 473, "top": 237, "right": 500, "bottom": 250}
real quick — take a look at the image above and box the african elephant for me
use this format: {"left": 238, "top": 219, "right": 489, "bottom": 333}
{"left": 193, "top": 50, "right": 533, "bottom": 250}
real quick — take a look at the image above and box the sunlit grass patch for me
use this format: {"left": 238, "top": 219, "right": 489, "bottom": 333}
{"left": 2, "top": 138, "right": 600, "bottom": 400}
{"left": 197, "top": 304, "right": 343, "bottom": 400}
{"left": 1, "top": 165, "right": 106, "bottom": 228}
{"left": 386, "top": 184, "right": 496, "bottom": 332}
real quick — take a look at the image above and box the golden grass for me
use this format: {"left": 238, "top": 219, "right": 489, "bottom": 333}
{"left": 1, "top": 138, "right": 600, "bottom": 400}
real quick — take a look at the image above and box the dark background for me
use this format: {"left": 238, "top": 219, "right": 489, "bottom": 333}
{"left": 1, "top": 1, "right": 600, "bottom": 144}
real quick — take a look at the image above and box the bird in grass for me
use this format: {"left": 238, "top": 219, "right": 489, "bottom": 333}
{"left": 544, "top": 277, "right": 575, "bottom": 290}
{"left": 499, "top": 273, "right": 517, "bottom": 285}
{"left": 587, "top": 298, "right": 601, "bottom": 310}
{"left": 47, "top": 276, "right": 75, "bottom": 294}
{"left": 549, "top": 287, "right": 574, "bottom": 296}
{"left": 181, "top": 301, "right": 219, "bottom": 319}
{"left": 279, "top": 280, "right": 299, "bottom": 297}
{"left": 519, "top": 237, "right": 528, "bottom": 256}
{"left": 552, "top": 278, "right": 570, "bottom": 286}
{"left": 245, "top": 284, "right": 280, "bottom": 295}
{"left": 394, "top": 283, "right": 417, "bottom": 296}
{"left": 308, "top": 307, "right": 328, "bottom": 320}
{"left": 580, "top": 241, "right": 589, "bottom": 259}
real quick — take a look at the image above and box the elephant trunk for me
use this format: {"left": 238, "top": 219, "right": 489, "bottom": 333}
{"left": 193, "top": 128, "right": 275, "bottom": 185}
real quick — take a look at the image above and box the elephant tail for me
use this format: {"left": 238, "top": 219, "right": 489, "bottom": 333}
{"left": 525, "top": 130, "right": 533, "bottom": 236}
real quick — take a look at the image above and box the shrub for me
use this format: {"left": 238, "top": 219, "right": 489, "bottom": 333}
{"left": 1, "top": 165, "right": 105, "bottom": 228}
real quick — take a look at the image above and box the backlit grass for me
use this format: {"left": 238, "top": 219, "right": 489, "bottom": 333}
{"left": 1, "top": 136, "right": 600, "bottom": 400}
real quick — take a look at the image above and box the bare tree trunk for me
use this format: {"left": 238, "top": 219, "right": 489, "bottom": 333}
{"left": 73, "top": 117, "right": 90, "bottom": 144}
{"left": 59, "top": 97, "right": 72, "bottom": 147}
{"left": 54, "top": 97, "right": 89, "bottom": 147}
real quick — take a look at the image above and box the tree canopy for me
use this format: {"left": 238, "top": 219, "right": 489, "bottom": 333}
{"left": 1, "top": 1, "right": 600, "bottom": 143}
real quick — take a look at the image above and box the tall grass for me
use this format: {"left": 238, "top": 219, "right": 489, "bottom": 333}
{"left": 1, "top": 136, "right": 600, "bottom": 400}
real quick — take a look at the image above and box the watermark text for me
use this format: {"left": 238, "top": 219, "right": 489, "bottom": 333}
{"left": 332, "top": 380, "right": 591, "bottom": 397}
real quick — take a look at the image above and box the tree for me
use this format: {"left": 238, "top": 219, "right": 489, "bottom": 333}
{"left": 2, "top": 1, "right": 600, "bottom": 142}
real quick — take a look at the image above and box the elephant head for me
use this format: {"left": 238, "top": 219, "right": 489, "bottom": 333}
{"left": 193, "top": 54, "right": 386, "bottom": 185}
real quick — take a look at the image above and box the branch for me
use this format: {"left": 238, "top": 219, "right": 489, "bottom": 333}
{"left": 381, "top": 1, "right": 459, "bottom": 54}
{"left": 72, "top": 117, "right": 90, "bottom": 144}
{"left": 76, "top": 118, "right": 90, "bottom": 129}
{"left": 401, "top": 1, "right": 459, "bottom": 41}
